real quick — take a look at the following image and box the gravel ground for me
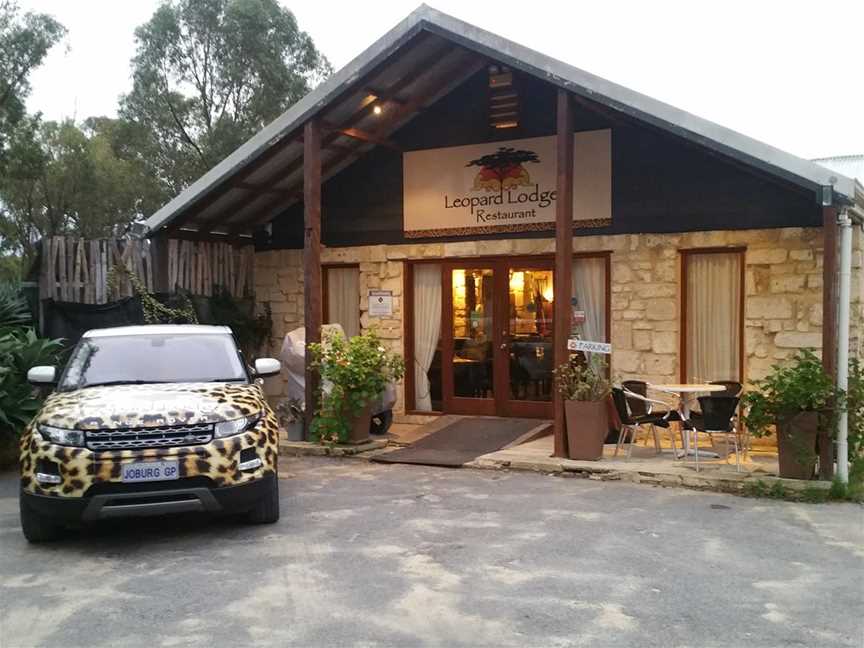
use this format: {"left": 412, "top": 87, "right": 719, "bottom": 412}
{"left": 1, "top": 457, "right": 862, "bottom": 648}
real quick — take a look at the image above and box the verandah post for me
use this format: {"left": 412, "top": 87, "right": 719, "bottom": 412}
{"left": 820, "top": 204, "right": 838, "bottom": 480}
{"left": 553, "top": 89, "right": 574, "bottom": 458}
{"left": 304, "top": 119, "right": 323, "bottom": 433}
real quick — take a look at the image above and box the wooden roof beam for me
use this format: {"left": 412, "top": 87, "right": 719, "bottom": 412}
{"left": 229, "top": 52, "right": 488, "bottom": 235}
{"left": 164, "top": 32, "right": 438, "bottom": 235}
{"left": 191, "top": 44, "right": 454, "bottom": 236}
{"left": 322, "top": 122, "right": 402, "bottom": 151}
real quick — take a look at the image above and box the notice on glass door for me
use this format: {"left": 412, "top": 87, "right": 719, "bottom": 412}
{"left": 368, "top": 290, "right": 393, "bottom": 317}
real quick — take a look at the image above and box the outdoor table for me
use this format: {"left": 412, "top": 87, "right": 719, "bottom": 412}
{"left": 648, "top": 383, "right": 726, "bottom": 458}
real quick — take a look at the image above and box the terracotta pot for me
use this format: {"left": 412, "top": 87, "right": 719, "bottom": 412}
{"left": 776, "top": 411, "right": 819, "bottom": 480}
{"left": 345, "top": 403, "right": 373, "bottom": 445}
{"left": 564, "top": 399, "right": 609, "bottom": 460}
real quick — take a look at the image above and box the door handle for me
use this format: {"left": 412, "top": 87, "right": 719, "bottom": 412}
{"left": 500, "top": 343, "right": 507, "bottom": 350}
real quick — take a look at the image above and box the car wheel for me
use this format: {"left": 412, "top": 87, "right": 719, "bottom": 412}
{"left": 19, "top": 495, "right": 63, "bottom": 543}
{"left": 247, "top": 477, "right": 280, "bottom": 524}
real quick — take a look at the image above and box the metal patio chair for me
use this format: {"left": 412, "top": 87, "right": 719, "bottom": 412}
{"left": 612, "top": 387, "right": 673, "bottom": 459}
{"left": 688, "top": 395, "right": 741, "bottom": 472}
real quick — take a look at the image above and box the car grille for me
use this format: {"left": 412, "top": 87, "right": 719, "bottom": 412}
{"left": 86, "top": 423, "right": 214, "bottom": 451}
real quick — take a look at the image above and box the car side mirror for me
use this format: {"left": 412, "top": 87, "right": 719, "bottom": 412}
{"left": 28, "top": 366, "right": 57, "bottom": 385}
{"left": 253, "top": 358, "right": 281, "bottom": 378}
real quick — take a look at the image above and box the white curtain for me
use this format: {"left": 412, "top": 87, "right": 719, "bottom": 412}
{"left": 572, "top": 257, "right": 607, "bottom": 342}
{"left": 413, "top": 264, "right": 442, "bottom": 411}
{"left": 686, "top": 252, "right": 742, "bottom": 382}
{"left": 327, "top": 267, "right": 360, "bottom": 338}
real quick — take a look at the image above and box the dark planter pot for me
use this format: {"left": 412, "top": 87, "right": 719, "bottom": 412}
{"left": 776, "top": 411, "right": 819, "bottom": 480}
{"left": 345, "top": 403, "right": 373, "bottom": 445}
{"left": 564, "top": 399, "right": 609, "bottom": 460}
{"left": 285, "top": 420, "right": 304, "bottom": 442}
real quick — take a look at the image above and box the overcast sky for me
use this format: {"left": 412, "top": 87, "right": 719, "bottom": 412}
{"left": 18, "top": 0, "right": 864, "bottom": 161}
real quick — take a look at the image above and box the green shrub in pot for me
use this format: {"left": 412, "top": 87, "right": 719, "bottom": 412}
{"left": 308, "top": 329, "right": 404, "bottom": 445}
{"left": 553, "top": 356, "right": 611, "bottom": 460}
{"left": 742, "top": 349, "right": 838, "bottom": 480}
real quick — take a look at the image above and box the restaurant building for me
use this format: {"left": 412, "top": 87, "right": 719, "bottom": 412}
{"left": 142, "top": 6, "right": 864, "bottom": 458}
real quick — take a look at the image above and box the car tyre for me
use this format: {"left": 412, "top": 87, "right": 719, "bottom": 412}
{"left": 20, "top": 495, "right": 63, "bottom": 543}
{"left": 247, "top": 476, "right": 280, "bottom": 524}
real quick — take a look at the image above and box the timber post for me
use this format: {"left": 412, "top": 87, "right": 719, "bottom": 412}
{"left": 553, "top": 89, "right": 574, "bottom": 458}
{"left": 303, "top": 119, "right": 323, "bottom": 433}
{"left": 820, "top": 205, "right": 838, "bottom": 480}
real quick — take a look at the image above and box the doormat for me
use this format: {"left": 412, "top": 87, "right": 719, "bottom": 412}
{"left": 373, "top": 417, "right": 544, "bottom": 468}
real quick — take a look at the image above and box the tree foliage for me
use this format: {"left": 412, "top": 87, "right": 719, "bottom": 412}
{"left": 120, "top": 0, "right": 332, "bottom": 197}
{"left": 0, "top": 117, "right": 161, "bottom": 271}
{"left": 0, "top": 0, "right": 65, "bottom": 166}
{"left": 0, "top": 0, "right": 331, "bottom": 282}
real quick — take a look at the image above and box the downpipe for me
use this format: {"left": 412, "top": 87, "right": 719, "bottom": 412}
{"left": 836, "top": 204, "right": 863, "bottom": 484}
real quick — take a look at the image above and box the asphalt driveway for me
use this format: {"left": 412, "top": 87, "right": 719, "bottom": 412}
{"left": 1, "top": 457, "right": 862, "bottom": 648}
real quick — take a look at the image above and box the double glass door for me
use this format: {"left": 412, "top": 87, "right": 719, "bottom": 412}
{"left": 442, "top": 258, "right": 554, "bottom": 418}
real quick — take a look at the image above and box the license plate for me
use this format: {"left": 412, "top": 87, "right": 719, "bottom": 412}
{"left": 121, "top": 460, "right": 180, "bottom": 483}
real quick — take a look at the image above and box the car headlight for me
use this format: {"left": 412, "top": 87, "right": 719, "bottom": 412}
{"left": 214, "top": 413, "right": 261, "bottom": 439}
{"left": 38, "top": 424, "right": 85, "bottom": 447}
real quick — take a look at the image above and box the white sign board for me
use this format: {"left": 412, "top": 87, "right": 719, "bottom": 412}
{"left": 403, "top": 131, "right": 611, "bottom": 238}
{"left": 567, "top": 338, "right": 612, "bottom": 354}
{"left": 368, "top": 290, "right": 393, "bottom": 317}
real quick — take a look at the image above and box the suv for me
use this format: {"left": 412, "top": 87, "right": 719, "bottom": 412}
{"left": 20, "top": 324, "right": 283, "bottom": 542}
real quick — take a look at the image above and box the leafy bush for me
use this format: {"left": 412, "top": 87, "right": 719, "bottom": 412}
{"left": 0, "top": 284, "right": 64, "bottom": 461}
{"left": 0, "top": 328, "right": 64, "bottom": 433}
{"left": 0, "top": 283, "right": 32, "bottom": 328}
{"left": 742, "top": 349, "right": 838, "bottom": 438}
{"left": 553, "top": 355, "right": 610, "bottom": 402}
{"left": 844, "top": 358, "right": 864, "bottom": 494}
{"left": 308, "top": 330, "right": 404, "bottom": 444}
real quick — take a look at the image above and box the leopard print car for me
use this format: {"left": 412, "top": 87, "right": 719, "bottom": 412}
{"left": 19, "top": 325, "right": 283, "bottom": 543}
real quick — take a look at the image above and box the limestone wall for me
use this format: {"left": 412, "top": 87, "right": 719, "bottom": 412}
{"left": 255, "top": 227, "right": 831, "bottom": 411}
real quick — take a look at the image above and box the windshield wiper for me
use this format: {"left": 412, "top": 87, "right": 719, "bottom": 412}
{"left": 79, "top": 380, "right": 171, "bottom": 389}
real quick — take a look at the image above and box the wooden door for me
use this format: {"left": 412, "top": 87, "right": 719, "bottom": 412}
{"left": 441, "top": 257, "right": 555, "bottom": 419}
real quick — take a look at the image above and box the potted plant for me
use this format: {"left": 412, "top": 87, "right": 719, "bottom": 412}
{"left": 276, "top": 398, "right": 305, "bottom": 441}
{"left": 742, "top": 348, "right": 838, "bottom": 480}
{"left": 553, "top": 355, "right": 611, "bottom": 460}
{"left": 308, "top": 329, "right": 404, "bottom": 445}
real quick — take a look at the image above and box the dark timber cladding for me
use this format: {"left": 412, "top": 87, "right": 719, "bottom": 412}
{"left": 553, "top": 90, "right": 574, "bottom": 458}
{"left": 303, "top": 120, "right": 322, "bottom": 430}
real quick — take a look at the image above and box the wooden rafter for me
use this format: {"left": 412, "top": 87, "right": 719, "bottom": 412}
{"left": 193, "top": 38, "right": 454, "bottom": 235}
{"left": 167, "top": 31, "right": 438, "bottom": 235}
{"left": 229, "top": 51, "right": 487, "bottom": 235}
{"left": 233, "top": 181, "right": 298, "bottom": 197}
{"left": 323, "top": 123, "right": 402, "bottom": 151}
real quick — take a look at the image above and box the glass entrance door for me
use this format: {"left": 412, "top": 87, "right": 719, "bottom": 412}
{"left": 502, "top": 264, "right": 555, "bottom": 418}
{"left": 442, "top": 259, "right": 555, "bottom": 418}
{"left": 443, "top": 265, "right": 497, "bottom": 415}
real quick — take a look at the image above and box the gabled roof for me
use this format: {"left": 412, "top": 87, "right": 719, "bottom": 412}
{"left": 143, "top": 4, "right": 856, "bottom": 237}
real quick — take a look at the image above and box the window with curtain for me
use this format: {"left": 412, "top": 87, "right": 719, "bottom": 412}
{"left": 413, "top": 264, "right": 442, "bottom": 411}
{"left": 326, "top": 266, "right": 360, "bottom": 338}
{"left": 685, "top": 251, "right": 742, "bottom": 382}
{"left": 571, "top": 256, "right": 607, "bottom": 343}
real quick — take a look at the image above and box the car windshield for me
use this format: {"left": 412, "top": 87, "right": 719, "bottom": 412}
{"left": 58, "top": 333, "right": 248, "bottom": 391}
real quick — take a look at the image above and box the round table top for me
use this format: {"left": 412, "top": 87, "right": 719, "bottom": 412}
{"left": 650, "top": 383, "right": 726, "bottom": 393}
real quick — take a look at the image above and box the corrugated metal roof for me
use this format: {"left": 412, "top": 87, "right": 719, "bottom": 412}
{"left": 143, "top": 4, "right": 857, "bottom": 237}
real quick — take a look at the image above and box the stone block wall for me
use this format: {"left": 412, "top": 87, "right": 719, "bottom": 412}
{"left": 255, "top": 227, "right": 835, "bottom": 412}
